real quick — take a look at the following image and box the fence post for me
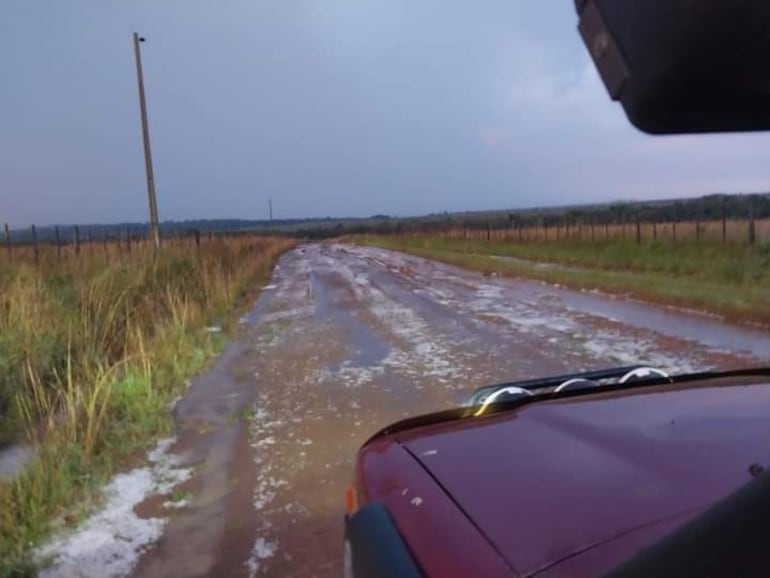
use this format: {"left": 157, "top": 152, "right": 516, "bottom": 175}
{"left": 695, "top": 219, "right": 701, "bottom": 242}
{"left": 88, "top": 229, "right": 93, "bottom": 253}
{"left": 635, "top": 214, "right": 641, "bottom": 244}
{"left": 55, "top": 225, "right": 62, "bottom": 260}
{"left": 721, "top": 200, "right": 727, "bottom": 243}
{"left": 103, "top": 229, "right": 109, "bottom": 257}
{"left": 486, "top": 223, "right": 491, "bottom": 242}
{"left": 653, "top": 222, "right": 658, "bottom": 241}
{"left": 31, "top": 225, "right": 39, "bottom": 266}
{"left": 126, "top": 229, "right": 132, "bottom": 253}
{"left": 672, "top": 221, "right": 677, "bottom": 242}
{"left": 748, "top": 197, "right": 756, "bottom": 245}
{"left": 4, "top": 223, "right": 11, "bottom": 262}
{"left": 74, "top": 226, "right": 81, "bottom": 256}
{"left": 194, "top": 229, "right": 201, "bottom": 248}
{"left": 590, "top": 222, "right": 595, "bottom": 241}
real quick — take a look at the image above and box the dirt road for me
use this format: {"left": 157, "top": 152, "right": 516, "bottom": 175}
{"left": 43, "top": 243, "right": 770, "bottom": 578}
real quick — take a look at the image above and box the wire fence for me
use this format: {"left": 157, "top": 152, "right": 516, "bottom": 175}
{"left": 392, "top": 216, "right": 770, "bottom": 246}
{"left": 3, "top": 213, "right": 769, "bottom": 266}
{"left": 1, "top": 224, "right": 277, "bottom": 267}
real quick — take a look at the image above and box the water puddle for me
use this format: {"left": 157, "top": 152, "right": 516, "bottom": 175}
{"left": 0, "top": 443, "right": 34, "bottom": 481}
{"left": 556, "top": 289, "right": 770, "bottom": 360}
{"left": 309, "top": 270, "right": 390, "bottom": 369}
{"left": 241, "top": 269, "right": 286, "bottom": 325}
{"left": 472, "top": 254, "right": 770, "bottom": 360}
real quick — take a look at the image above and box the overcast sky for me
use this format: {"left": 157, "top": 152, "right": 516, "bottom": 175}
{"left": 2, "top": 1, "right": 770, "bottom": 227}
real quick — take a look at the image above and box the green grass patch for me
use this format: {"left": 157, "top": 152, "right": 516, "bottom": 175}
{"left": 356, "top": 235, "right": 770, "bottom": 327}
{"left": 228, "top": 408, "right": 257, "bottom": 423}
{"left": 168, "top": 489, "right": 193, "bottom": 504}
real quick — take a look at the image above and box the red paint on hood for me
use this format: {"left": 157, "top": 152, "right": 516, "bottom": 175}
{"left": 397, "top": 382, "right": 770, "bottom": 576}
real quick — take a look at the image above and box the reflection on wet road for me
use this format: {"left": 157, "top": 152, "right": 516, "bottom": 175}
{"left": 131, "top": 243, "right": 767, "bottom": 578}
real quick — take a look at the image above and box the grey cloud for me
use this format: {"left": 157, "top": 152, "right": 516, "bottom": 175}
{"left": 1, "top": 1, "right": 769, "bottom": 226}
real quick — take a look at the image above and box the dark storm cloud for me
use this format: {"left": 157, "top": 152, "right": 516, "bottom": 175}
{"left": 2, "top": 1, "right": 769, "bottom": 226}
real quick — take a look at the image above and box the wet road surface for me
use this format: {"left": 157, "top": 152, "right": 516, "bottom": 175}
{"left": 130, "top": 243, "right": 769, "bottom": 578}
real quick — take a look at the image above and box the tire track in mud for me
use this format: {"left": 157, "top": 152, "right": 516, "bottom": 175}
{"left": 40, "top": 243, "right": 769, "bottom": 578}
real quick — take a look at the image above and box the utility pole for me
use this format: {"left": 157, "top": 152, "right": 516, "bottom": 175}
{"left": 133, "top": 32, "right": 161, "bottom": 248}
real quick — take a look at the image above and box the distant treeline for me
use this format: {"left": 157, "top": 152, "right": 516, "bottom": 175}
{"left": 6, "top": 192, "right": 770, "bottom": 243}
{"left": 296, "top": 193, "right": 770, "bottom": 239}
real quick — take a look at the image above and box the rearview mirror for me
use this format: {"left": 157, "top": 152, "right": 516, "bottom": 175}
{"left": 576, "top": 0, "right": 770, "bottom": 134}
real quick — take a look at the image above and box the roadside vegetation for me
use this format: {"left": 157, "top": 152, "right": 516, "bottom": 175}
{"left": 357, "top": 235, "right": 770, "bottom": 327}
{"left": 0, "top": 236, "right": 294, "bottom": 575}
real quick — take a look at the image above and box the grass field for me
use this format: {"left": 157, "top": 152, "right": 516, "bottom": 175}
{"left": 357, "top": 235, "right": 770, "bottom": 327}
{"left": 0, "top": 236, "right": 294, "bottom": 575}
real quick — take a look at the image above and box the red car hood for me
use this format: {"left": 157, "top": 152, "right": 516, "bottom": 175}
{"left": 397, "top": 382, "right": 770, "bottom": 577}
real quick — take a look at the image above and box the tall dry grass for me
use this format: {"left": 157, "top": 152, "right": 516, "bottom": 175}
{"left": 0, "top": 236, "right": 294, "bottom": 575}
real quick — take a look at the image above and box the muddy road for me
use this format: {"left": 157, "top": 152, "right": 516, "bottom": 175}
{"left": 44, "top": 243, "right": 770, "bottom": 578}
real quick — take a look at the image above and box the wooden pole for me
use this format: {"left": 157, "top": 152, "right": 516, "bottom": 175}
{"left": 133, "top": 33, "right": 161, "bottom": 249}
{"left": 74, "top": 226, "right": 81, "bottom": 256}
{"left": 748, "top": 197, "right": 756, "bottom": 245}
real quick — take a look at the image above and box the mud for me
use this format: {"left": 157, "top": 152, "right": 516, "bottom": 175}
{"left": 122, "top": 243, "right": 769, "bottom": 578}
